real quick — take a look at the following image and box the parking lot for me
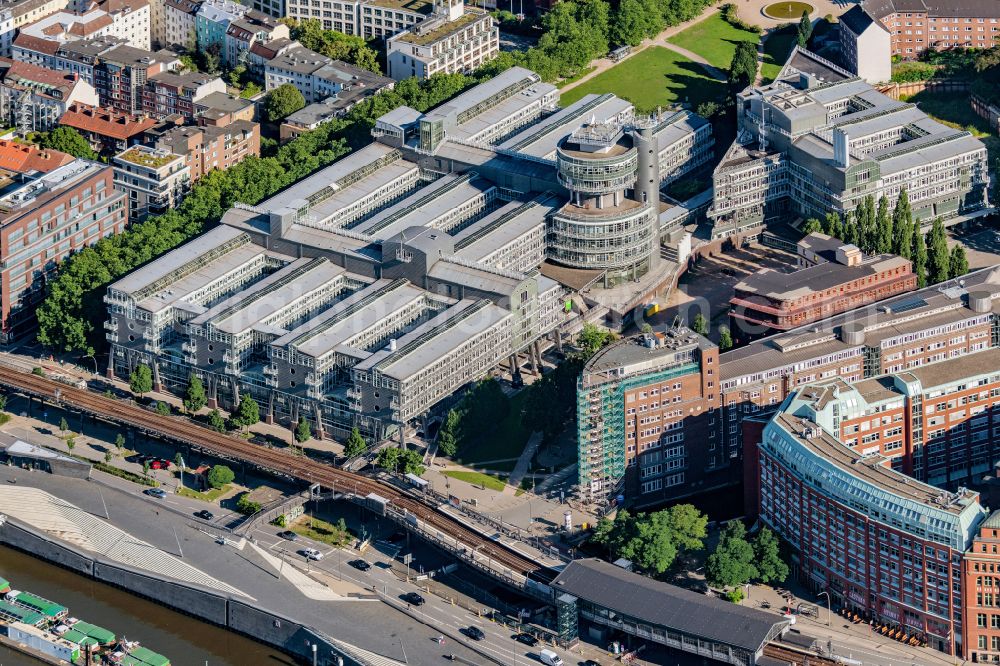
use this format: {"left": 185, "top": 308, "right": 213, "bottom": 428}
{"left": 948, "top": 221, "right": 1000, "bottom": 270}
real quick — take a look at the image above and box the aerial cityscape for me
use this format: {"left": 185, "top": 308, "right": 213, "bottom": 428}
{"left": 0, "top": 0, "right": 999, "bottom": 664}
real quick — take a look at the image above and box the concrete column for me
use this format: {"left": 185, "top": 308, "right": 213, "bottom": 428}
{"left": 207, "top": 376, "right": 218, "bottom": 409}
{"left": 106, "top": 353, "right": 116, "bottom": 380}
{"left": 553, "top": 328, "right": 563, "bottom": 352}
{"left": 314, "top": 403, "right": 325, "bottom": 440}
{"left": 230, "top": 377, "right": 241, "bottom": 410}
{"left": 533, "top": 340, "right": 544, "bottom": 376}
{"left": 266, "top": 392, "right": 275, "bottom": 425}
{"left": 152, "top": 361, "right": 162, "bottom": 393}
{"left": 290, "top": 401, "right": 299, "bottom": 429}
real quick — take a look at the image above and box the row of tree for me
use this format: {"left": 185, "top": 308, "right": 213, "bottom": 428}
{"left": 801, "top": 190, "right": 969, "bottom": 287}
{"left": 36, "top": 71, "right": 484, "bottom": 356}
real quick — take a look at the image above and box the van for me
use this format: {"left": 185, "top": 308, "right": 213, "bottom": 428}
{"left": 539, "top": 649, "right": 563, "bottom": 666}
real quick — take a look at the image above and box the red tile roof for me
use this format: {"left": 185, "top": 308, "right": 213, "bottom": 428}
{"left": 0, "top": 140, "right": 75, "bottom": 173}
{"left": 2, "top": 59, "right": 82, "bottom": 94}
{"left": 59, "top": 103, "right": 157, "bottom": 140}
{"left": 12, "top": 33, "right": 60, "bottom": 55}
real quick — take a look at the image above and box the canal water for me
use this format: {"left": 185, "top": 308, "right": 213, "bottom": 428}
{"left": 0, "top": 544, "right": 296, "bottom": 665}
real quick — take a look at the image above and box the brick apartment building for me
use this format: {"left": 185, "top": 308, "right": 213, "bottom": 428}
{"left": 964, "top": 515, "right": 1000, "bottom": 663}
{"left": 861, "top": 0, "right": 1000, "bottom": 58}
{"left": 142, "top": 70, "right": 226, "bottom": 120}
{"left": 59, "top": 103, "right": 157, "bottom": 155}
{"left": 148, "top": 119, "right": 259, "bottom": 181}
{"left": 729, "top": 233, "right": 916, "bottom": 343}
{"left": 0, "top": 160, "right": 126, "bottom": 339}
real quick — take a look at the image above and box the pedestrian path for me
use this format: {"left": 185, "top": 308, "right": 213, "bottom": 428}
{"left": 0, "top": 486, "right": 248, "bottom": 598}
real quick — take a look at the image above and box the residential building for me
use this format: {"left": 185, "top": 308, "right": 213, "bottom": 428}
{"left": 263, "top": 46, "right": 393, "bottom": 105}
{"left": 0, "top": 59, "right": 99, "bottom": 133}
{"left": 142, "top": 70, "right": 226, "bottom": 119}
{"left": 729, "top": 233, "right": 916, "bottom": 342}
{"left": 222, "top": 9, "right": 286, "bottom": 69}
{"left": 94, "top": 0, "right": 151, "bottom": 49}
{"left": 283, "top": 0, "right": 431, "bottom": 38}
{"left": 161, "top": 0, "right": 198, "bottom": 49}
{"left": 0, "top": 159, "right": 126, "bottom": 340}
{"left": 963, "top": 514, "right": 1000, "bottom": 663}
{"left": 61, "top": 103, "right": 157, "bottom": 154}
{"left": 193, "top": 90, "right": 255, "bottom": 125}
{"left": 707, "top": 47, "right": 989, "bottom": 239}
{"left": 149, "top": 119, "right": 259, "bottom": 180}
{"left": 576, "top": 329, "right": 719, "bottom": 503}
{"left": 112, "top": 143, "right": 189, "bottom": 220}
{"left": 550, "top": 559, "right": 788, "bottom": 664}
{"left": 246, "top": 35, "right": 293, "bottom": 77}
{"left": 15, "top": 4, "right": 151, "bottom": 52}
{"left": 194, "top": 0, "right": 247, "bottom": 52}
{"left": 279, "top": 97, "right": 348, "bottom": 141}
{"left": 839, "top": 4, "right": 892, "bottom": 83}
{"left": 861, "top": 0, "right": 1000, "bottom": 58}
{"left": 386, "top": 0, "right": 497, "bottom": 80}
{"left": 0, "top": 0, "right": 70, "bottom": 56}
{"left": 97, "top": 44, "right": 179, "bottom": 114}
{"left": 0, "top": 140, "right": 73, "bottom": 173}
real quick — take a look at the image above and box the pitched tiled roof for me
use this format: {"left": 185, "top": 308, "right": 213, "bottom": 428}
{"left": 59, "top": 104, "right": 157, "bottom": 140}
{"left": 0, "top": 140, "right": 75, "bottom": 173}
{"left": 13, "top": 33, "right": 60, "bottom": 55}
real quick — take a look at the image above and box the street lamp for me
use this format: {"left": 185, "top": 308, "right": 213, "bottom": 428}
{"left": 817, "top": 591, "right": 832, "bottom": 627}
{"left": 82, "top": 354, "right": 97, "bottom": 375}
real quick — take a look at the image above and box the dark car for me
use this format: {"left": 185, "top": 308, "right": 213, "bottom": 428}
{"left": 144, "top": 487, "right": 166, "bottom": 499}
{"left": 194, "top": 510, "right": 214, "bottom": 520}
{"left": 278, "top": 530, "right": 298, "bottom": 541}
{"left": 463, "top": 626, "right": 485, "bottom": 641}
{"left": 513, "top": 633, "right": 538, "bottom": 647}
{"left": 402, "top": 592, "right": 425, "bottom": 606}
{"left": 350, "top": 559, "right": 371, "bottom": 571}
{"left": 578, "top": 661, "right": 601, "bottom": 666}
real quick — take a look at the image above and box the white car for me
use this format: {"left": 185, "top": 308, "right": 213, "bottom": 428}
{"left": 539, "top": 649, "right": 563, "bottom": 666}
{"left": 301, "top": 548, "right": 323, "bottom": 561}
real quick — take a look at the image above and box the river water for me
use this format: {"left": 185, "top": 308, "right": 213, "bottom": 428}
{"left": 0, "top": 544, "right": 296, "bottom": 665}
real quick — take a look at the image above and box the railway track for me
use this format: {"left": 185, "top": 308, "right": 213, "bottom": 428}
{"left": 764, "top": 642, "right": 839, "bottom": 666}
{"left": 0, "top": 365, "right": 542, "bottom": 577}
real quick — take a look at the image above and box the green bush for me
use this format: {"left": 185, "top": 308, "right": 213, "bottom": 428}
{"left": 720, "top": 3, "right": 761, "bottom": 33}
{"left": 272, "top": 514, "right": 287, "bottom": 527}
{"left": 891, "top": 61, "right": 938, "bottom": 83}
{"left": 93, "top": 462, "right": 159, "bottom": 487}
{"left": 236, "top": 494, "right": 262, "bottom": 515}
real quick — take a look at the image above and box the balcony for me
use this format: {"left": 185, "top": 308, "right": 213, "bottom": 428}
{"left": 103, "top": 321, "right": 116, "bottom": 331}
{"left": 181, "top": 341, "right": 197, "bottom": 353}
{"left": 263, "top": 365, "right": 277, "bottom": 376}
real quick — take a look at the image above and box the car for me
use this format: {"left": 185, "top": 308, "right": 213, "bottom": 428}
{"left": 278, "top": 531, "right": 298, "bottom": 541}
{"left": 463, "top": 626, "right": 485, "bottom": 641}
{"left": 402, "top": 592, "right": 425, "bottom": 606}
{"left": 350, "top": 559, "right": 371, "bottom": 571}
{"left": 144, "top": 488, "right": 166, "bottom": 499}
{"left": 513, "top": 633, "right": 538, "bottom": 647}
{"left": 539, "top": 649, "right": 563, "bottom": 666}
{"left": 578, "top": 661, "right": 601, "bottom": 666}
{"left": 301, "top": 548, "right": 323, "bottom": 561}
{"left": 194, "top": 510, "right": 214, "bottom": 520}
{"left": 148, "top": 458, "right": 171, "bottom": 470}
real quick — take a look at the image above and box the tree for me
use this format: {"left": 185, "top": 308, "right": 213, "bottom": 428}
{"left": 343, "top": 426, "right": 366, "bottom": 457}
{"left": 797, "top": 9, "right": 812, "bottom": 47}
{"left": 39, "top": 127, "right": 96, "bottom": 160}
{"left": 752, "top": 526, "right": 788, "bottom": 584}
{"left": 949, "top": 245, "right": 969, "bottom": 279}
{"left": 233, "top": 393, "right": 260, "bottom": 431}
{"left": 437, "top": 409, "right": 460, "bottom": 457}
{"left": 577, "top": 323, "right": 615, "bottom": 358}
{"left": 207, "top": 408, "right": 226, "bottom": 433}
{"left": 728, "top": 40, "right": 758, "bottom": 91}
{"left": 823, "top": 212, "right": 842, "bottom": 239}
{"left": 692, "top": 312, "right": 709, "bottom": 336}
{"left": 875, "top": 195, "right": 892, "bottom": 254}
{"left": 926, "top": 218, "right": 950, "bottom": 284}
{"left": 115, "top": 433, "right": 125, "bottom": 454}
{"left": 104, "top": 450, "right": 112, "bottom": 463}
{"left": 0, "top": 394, "right": 8, "bottom": 413}
{"left": 283, "top": 19, "right": 382, "bottom": 73}
{"left": 129, "top": 363, "right": 153, "bottom": 398}
{"left": 719, "top": 325, "right": 734, "bottom": 351}
{"left": 913, "top": 229, "right": 928, "bottom": 287}
{"left": 236, "top": 493, "right": 261, "bottom": 515}
{"left": 264, "top": 84, "right": 306, "bottom": 122}
{"left": 59, "top": 416, "right": 68, "bottom": 435}
{"left": 66, "top": 436, "right": 75, "bottom": 453}
{"left": 174, "top": 452, "right": 184, "bottom": 469}
{"left": 610, "top": 0, "right": 655, "bottom": 46}
{"left": 142, "top": 460, "right": 151, "bottom": 477}
{"left": 376, "top": 446, "right": 400, "bottom": 472}
{"left": 706, "top": 521, "right": 758, "bottom": 589}
{"left": 842, "top": 210, "right": 859, "bottom": 246}
{"left": 184, "top": 374, "right": 207, "bottom": 413}
{"left": 207, "top": 464, "right": 235, "bottom": 489}
{"left": 155, "top": 401, "right": 170, "bottom": 416}
{"left": 295, "top": 416, "right": 312, "bottom": 443}
{"left": 802, "top": 218, "right": 823, "bottom": 234}
{"left": 591, "top": 505, "right": 707, "bottom": 574}
{"left": 891, "top": 189, "right": 912, "bottom": 254}
{"left": 376, "top": 446, "right": 424, "bottom": 475}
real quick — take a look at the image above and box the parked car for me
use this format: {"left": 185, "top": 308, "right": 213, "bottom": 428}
{"left": 463, "top": 626, "right": 485, "bottom": 641}
{"left": 402, "top": 592, "right": 425, "bottom": 606}
{"left": 144, "top": 488, "right": 166, "bottom": 499}
{"left": 539, "top": 649, "right": 563, "bottom": 666}
{"left": 148, "top": 458, "right": 170, "bottom": 470}
{"left": 350, "top": 559, "right": 371, "bottom": 571}
{"left": 278, "top": 531, "right": 298, "bottom": 541}
{"left": 301, "top": 548, "right": 323, "bottom": 561}
{"left": 194, "top": 510, "right": 214, "bottom": 520}
{"left": 514, "top": 633, "right": 538, "bottom": 647}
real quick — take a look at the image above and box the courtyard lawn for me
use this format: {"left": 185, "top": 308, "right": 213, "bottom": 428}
{"left": 560, "top": 47, "right": 727, "bottom": 112}
{"left": 177, "top": 484, "right": 231, "bottom": 502}
{"left": 441, "top": 470, "right": 508, "bottom": 492}
{"left": 667, "top": 13, "right": 760, "bottom": 71}
{"left": 454, "top": 389, "right": 530, "bottom": 472}
{"left": 906, "top": 91, "right": 1000, "bottom": 165}
{"left": 290, "top": 515, "right": 352, "bottom": 547}
{"left": 762, "top": 27, "right": 797, "bottom": 83}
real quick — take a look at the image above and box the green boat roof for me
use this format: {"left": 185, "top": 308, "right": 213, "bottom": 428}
{"left": 0, "top": 599, "right": 44, "bottom": 626}
{"left": 14, "top": 592, "right": 67, "bottom": 618}
{"left": 0, "top": 577, "right": 9, "bottom": 592}
{"left": 61, "top": 629, "right": 99, "bottom": 648}
{"left": 73, "top": 620, "right": 116, "bottom": 644}
{"left": 130, "top": 645, "right": 171, "bottom": 666}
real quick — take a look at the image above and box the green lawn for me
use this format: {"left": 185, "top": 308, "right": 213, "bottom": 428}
{"left": 667, "top": 13, "right": 760, "bottom": 71}
{"left": 290, "top": 515, "right": 352, "bottom": 547}
{"left": 177, "top": 483, "right": 231, "bottom": 502}
{"left": 905, "top": 91, "right": 1000, "bottom": 165}
{"left": 454, "top": 389, "right": 531, "bottom": 471}
{"left": 441, "top": 470, "right": 508, "bottom": 492}
{"left": 556, "top": 66, "right": 596, "bottom": 89}
{"left": 762, "top": 27, "right": 797, "bottom": 83}
{"left": 560, "top": 47, "right": 727, "bottom": 112}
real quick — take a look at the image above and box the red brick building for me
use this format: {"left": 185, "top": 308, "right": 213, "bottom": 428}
{"left": 148, "top": 119, "right": 259, "bottom": 181}
{"left": 862, "top": 0, "right": 1000, "bottom": 58}
{"left": 0, "top": 140, "right": 74, "bottom": 173}
{"left": 963, "top": 515, "right": 1000, "bottom": 663}
{"left": 729, "top": 233, "right": 916, "bottom": 343}
{"left": 59, "top": 103, "right": 157, "bottom": 155}
{"left": 0, "top": 160, "right": 126, "bottom": 339}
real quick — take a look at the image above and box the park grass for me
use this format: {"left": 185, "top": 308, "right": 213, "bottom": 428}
{"left": 559, "top": 46, "right": 727, "bottom": 112}
{"left": 441, "top": 470, "right": 508, "bottom": 492}
{"left": 904, "top": 91, "right": 1000, "bottom": 165}
{"left": 556, "top": 66, "right": 596, "bottom": 89}
{"left": 454, "top": 390, "right": 531, "bottom": 470}
{"left": 177, "top": 483, "right": 231, "bottom": 502}
{"left": 667, "top": 13, "right": 760, "bottom": 71}
{"left": 290, "top": 515, "right": 352, "bottom": 547}
{"left": 762, "top": 27, "right": 797, "bottom": 83}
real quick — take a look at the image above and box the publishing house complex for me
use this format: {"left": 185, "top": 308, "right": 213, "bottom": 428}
{"left": 104, "top": 67, "right": 714, "bottom": 440}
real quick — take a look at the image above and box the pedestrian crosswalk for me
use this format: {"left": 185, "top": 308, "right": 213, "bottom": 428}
{"left": 0, "top": 487, "right": 249, "bottom": 598}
